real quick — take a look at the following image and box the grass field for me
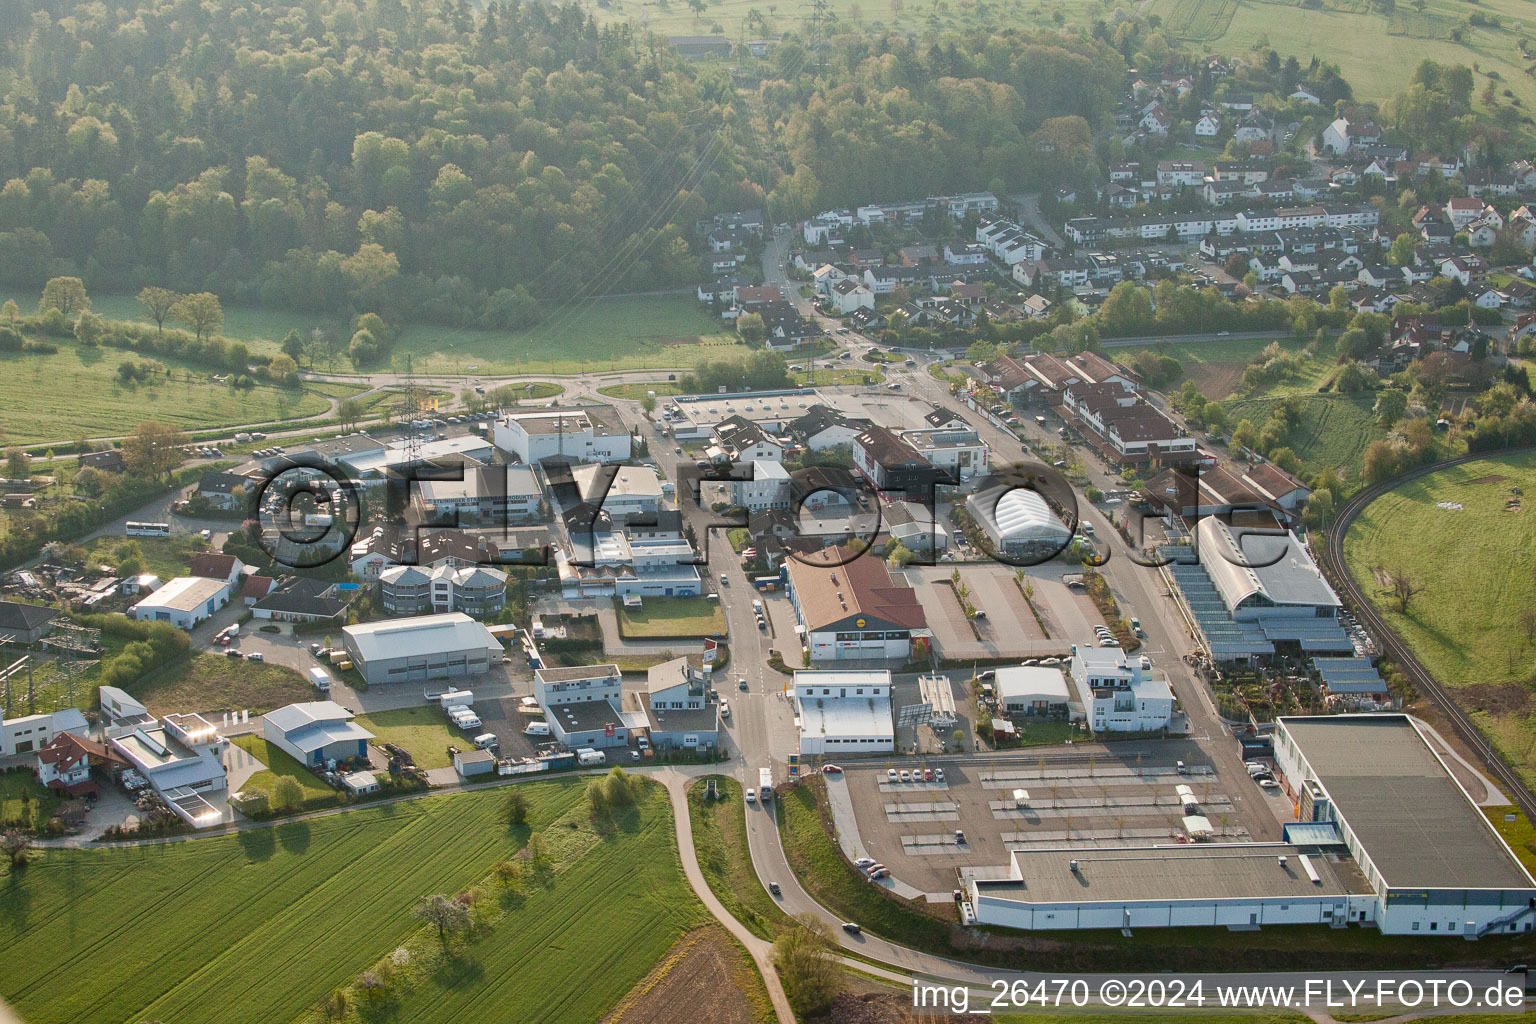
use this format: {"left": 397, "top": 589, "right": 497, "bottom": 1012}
{"left": 1161, "top": 0, "right": 1238, "bottom": 40}
{"left": 356, "top": 705, "right": 463, "bottom": 769}
{"left": 1225, "top": 392, "right": 1386, "bottom": 483}
{"left": 0, "top": 780, "right": 682, "bottom": 1024}
{"left": 229, "top": 734, "right": 346, "bottom": 813}
{"left": 80, "top": 533, "right": 211, "bottom": 583}
{"left": 1343, "top": 452, "right": 1536, "bottom": 788}
{"left": 789, "top": 366, "right": 884, "bottom": 387}
{"left": 689, "top": 777, "right": 785, "bottom": 940}
{"left": 377, "top": 782, "right": 706, "bottom": 1024}
{"left": 135, "top": 653, "right": 314, "bottom": 716}
{"left": 1116, "top": 337, "right": 1303, "bottom": 401}
{"left": 0, "top": 345, "right": 335, "bottom": 445}
{"left": 617, "top": 597, "right": 728, "bottom": 638}
{"left": 598, "top": 382, "right": 684, "bottom": 401}
{"left": 0, "top": 773, "right": 60, "bottom": 830}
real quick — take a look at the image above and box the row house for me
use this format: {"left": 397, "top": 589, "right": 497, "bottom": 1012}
{"left": 1157, "top": 160, "right": 1206, "bottom": 187}
{"left": 1061, "top": 383, "right": 1198, "bottom": 469}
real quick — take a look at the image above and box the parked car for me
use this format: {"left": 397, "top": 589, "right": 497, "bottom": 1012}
{"left": 822, "top": 764, "right": 843, "bottom": 774}
{"left": 922, "top": 768, "right": 934, "bottom": 782}
{"left": 934, "top": 768, "right": 945, "bottom": 782}
{"left": 954, "top": 829, "right": 966, "bottom": 844}
{"left": 886, "top": 769, "right": 898, "bottom": 782}
{"left": 899, "top": 770, "right": 911, "bottom": 783}
{"left": 247, "top": 652, "right": 264, "bottom": 662}
{"left": 225, "top": 649, "right": 242, "bottom": 658}
{"left": 1258, "top": 778, "right": 1280, "bottom": 790}
{"left": 854, "top": 857, "right": 876, "bottom": 868}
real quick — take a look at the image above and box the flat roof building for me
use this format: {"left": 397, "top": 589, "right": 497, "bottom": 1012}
{"left": 792, "top": 670, "right": 894, "bottom": 755}
{"left": 341, "top": 612, "right": 502, "bottom": 685}
{"left": 128, "top": 576, "right": 233, "bottom": 629}
{"left": 995, "top": 665, "right": 1079, "bottom": 718}
{"left": 1274, "top": 714, "right": 1536, "bottom": 936}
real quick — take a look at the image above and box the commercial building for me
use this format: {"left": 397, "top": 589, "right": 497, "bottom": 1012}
{"left": 106, "top": 714, "right": 228, "bottom": 828}
{"left": 1069, "top": 648, "right": 1174, "bottom": 733}
{"left": 534, "top": 664, "right": 629, "bottom": 749}
{"left": 0, "top": 707, "right": 88, "bottom": 757}
{"left": 416, "top": 464, "right": 541, "bottom": 523}
{"left": 637, "top": 655, "right": 720, "bottom": 750}
{"left": 379, "top": 564, "right": 508, "bottom": 618}
{"left": 898, "top": 426, "right": 989, "bottom": 481}
{"left": 1273, "top": 715, "right": 1536, "bottom": 936}
{"left": 852, "top": 426, "right": 940, "bottom": 498}
{"left": 341, "top": 612, "right": 503, "bottom": 685}
{"left": 732, "top": 460, "right": 792, "bottom": 511}
{"left": 665, "top": 388, "right": 821, "bottom": 441}
{"left": 263, "top": 701, "right": 375, "bottom": 767}
{"left": 571, "top": 464, "right": 662, "bottom": 523}
{"left": 128, "top": 576, "right": 233, "bottom": 629}
{"left": 785, "top": 547, "right": 927, "bottom": 662}
{"left": 792, "top": 670, "right": 894, "bottom": 755}
{"left": 493, "top": 406, "right": 633, "bottom": 465}
{"left": 995, "top": 665, "right": 1079, "bottom": 718}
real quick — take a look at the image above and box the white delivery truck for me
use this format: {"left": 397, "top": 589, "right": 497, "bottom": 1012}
{"left": 307, "top": 667, "right": 332, "bottom": 692}
{"left": 758, "top": 767, "right": 775, "bottom": 800}
{"left": 438, "top": 689, "right": 474, "bottom": 710}
{"left": 577, "top": 748, "right": 606, "bottom": 767}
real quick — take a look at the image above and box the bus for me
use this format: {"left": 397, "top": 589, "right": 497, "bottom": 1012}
{"left": 125, "top": 521, "right": 171, "bottom": 537}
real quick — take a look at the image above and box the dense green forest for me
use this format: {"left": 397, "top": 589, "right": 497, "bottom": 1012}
{"left": 0, "top": 0, "right": 1122, "bottom": 327}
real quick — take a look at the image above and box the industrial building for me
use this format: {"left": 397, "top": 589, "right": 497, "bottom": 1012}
{"left": 341, "top": 612, "right": 503, "bottom": 685}
{"left": 106, "top": 714, "right": 228, "bottom": 828}
{"left": 494, "top": 406, "right": 632, "bottom": 464}
{"left": 792, "top": 670, "right": 894, "bottom": 755}
{"left": 968, "top": 713, "right": 1536, "bottom": 937}
{"left": 263, "top": 701, "right": 375, "bottom": 767}
{"left": 1165, "top": 518, "right": 1354, "bottom": 662}
{"left": 665, "top": 388, "right": 821, "bottom": 441}
{"left": 415, "top": 464, "right": 541, "bottom": 523}
{"left": 785, "top": 547, "right": 927, "bottom": 662}
{"left": 534, "top": 664, "right": 631, "bottom": 750}
{"left": 636, "top": 655, "right": 720, "bottom": 750}
{"left": 995, "top": 665, "right": 1079, "bottom": 718}
{"left": 0, "top": 706, "right": 88, "bottom": 757}
{"left": 1273, "top": 714, "right": 1536, "bottom": 936}
{"left": 128, "top": 576, "right": 233, "bottom": 629}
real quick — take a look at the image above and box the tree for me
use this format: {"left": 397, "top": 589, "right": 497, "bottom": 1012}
{"left": 773, "top": 914, "right": 840, "bottom": 1017}
{"left": 1, "top": 300, "right": 17, "bottom": 329}
{"left": 505, "top": 789, "right": 528, "bottom": 827}
{"left": 39, "top": 276, "right": 89, "bottom": 317}
{"left": 348, "top": 329, "right": 381, "bottom": 366}
{"left": 273, "top": 776, "right": 304, "bottom": 812}
{"left": 172, "top": 292, "right": 223, "bottom": 343}
{"left": 1518, "top": 607, "right": 1536, "bottom": 643}
{"left": 75, "top": 310, "right": 105, "bottom": 347}
{"left": 1387, "top": 232, "right": 1418, "bottom": 267}
{"left": 1387, "top": 567, "right": 1422, "bottom": 613}
{"left": 337, "top": 398, "right": 364, "bottom": 433}
{"left": 413, "top": 893, "right": 471, "bottom": 941}
{"left": 736, "top": 312, "right": 767, "bottom": 347}
{"left": 122, "top": 422, "right": 189, "bottom": 482}
{"left": 280, "top": 329, "right": 306, "bottom": 363}
{"left": 1201, "top": 401, "right": 1228, "bottom": 431}
{"left": 315, "top": 989, "right": 347, "bottom": 1024}
{"left": 640, "top": 393, "right": 657, "bottom": 414}
{"left": 1363, "top": 440, "right": 1399, "bottom": 485}
{"left": 1232, "top": 418, "right": 1258, "bottom": 452}
{"left": 1, "top": 828, "right": 32, "bottom": 868}
{"left": 137, "top": 287, "right": 181, "bottom": 336}
{"left": 4, "top": 447, "right": 29, "bottom": 480}
{"left": 1374, "top": 387, "right": 1408, "bottom": 427}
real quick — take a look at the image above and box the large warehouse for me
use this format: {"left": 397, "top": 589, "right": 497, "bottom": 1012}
{"left": 785, "top": 547, "right": 927, "bottom": 662}
{"left": 968, "top": 713, "right": 1536, "bottom": 936}
{"left": 341, "top": 612, "right": 503, "bottom": 685}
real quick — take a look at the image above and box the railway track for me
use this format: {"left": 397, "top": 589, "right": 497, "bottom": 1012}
{"left": 1316, "top": 444, "right": 1536, "bottom": 821}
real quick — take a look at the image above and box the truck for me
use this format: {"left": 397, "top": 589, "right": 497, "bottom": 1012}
{"left": 438, "top": 689, "right": 474, "bottom": 710}
{"left": 577, "top": 748, "right": 606, "bottom": 767}
{"left": 304, "top": 513, "right": 333, "bottom": 528}
{"left": 758, "top": 767, "right": 775, "bottom": 800}
{"left": 307, "top": 667, "right": 332, "bottom": 692}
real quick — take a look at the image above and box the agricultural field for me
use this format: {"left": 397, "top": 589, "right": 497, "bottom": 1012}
{"left": 617, "top": 597, "right": 728, "bottom": 638}
{"left": 688, "top": 777, "right": 784, "bottom": 940}
{"left": 1115, "top": 337, "right": 1303, "bottom": 402}
{"left": 0, "top": 344, "right": 336, "bottom": 446}
{"left": 1160, "top": 0, "right": 1238, "bottom": 41}
{"left": 1343, "top": 452, "right": 1536, "bottom": 789}
{"left": 134, "top": 653, "right": 315, "bottom": 716}
{"left": 355, "top": 705, "right": 463, "bottom": 769}
{"left": 0, "top": 778, "right": 699, "bottom": 1024}
{"left": 605, "top": 925, "right": 774, "bottom": 1024}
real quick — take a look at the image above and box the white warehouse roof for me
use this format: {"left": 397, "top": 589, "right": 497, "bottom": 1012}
{"left": 973, "top": 486, "right": 1071, "bottom": 545}
{"left": 344, "top": 612, "right": 500, "bottom": 662}
{"left": 995, "top": 665, "right": 1072, "bottom": 702}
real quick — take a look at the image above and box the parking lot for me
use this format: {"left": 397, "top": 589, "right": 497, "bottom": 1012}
{"left": 830, "top": 747, "right": 1267, "bottom": 895}
{"left": 898, "top": 565, "right": 1087, "bottom": 660}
